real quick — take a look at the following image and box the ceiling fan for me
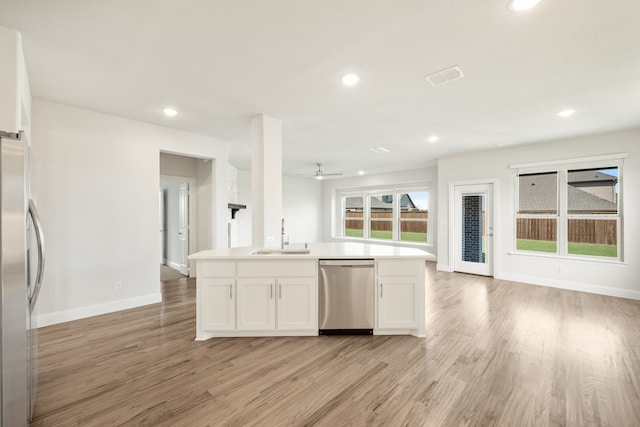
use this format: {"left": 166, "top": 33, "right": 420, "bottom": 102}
{"left": 297, "top": 163, "right": 343, "bottom": 180}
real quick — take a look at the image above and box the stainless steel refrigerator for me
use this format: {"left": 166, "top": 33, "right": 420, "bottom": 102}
{"left": 0, "top": 130, "right": 45, "bottom": 426}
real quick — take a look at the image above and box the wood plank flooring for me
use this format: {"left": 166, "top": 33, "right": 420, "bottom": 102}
{"left": 31, "top": 264, "right": 640, "bottom": 426}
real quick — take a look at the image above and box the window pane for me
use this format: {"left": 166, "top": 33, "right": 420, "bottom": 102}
{"left": 461, "top": 194, "right": 485, "bottom": 263}
{"left": 568, "top": 219, "right": 617, "bottom": 257}
{"left": 516, "top": 218, "right": 557, "bottom": 253}
{"left": 518, "top": 172, "right": 558, "bottom": 214}
{"left": 369, "top": 194, "right": 393, "bottom": 240}
{"left": 568, "top": 167, "right": 618, "bottom": 214}
{"left": 399, "top": 192, "right": 428, "bottom": 243}
{"left": 344, "top": 196, "right": 363, "bottom": 238}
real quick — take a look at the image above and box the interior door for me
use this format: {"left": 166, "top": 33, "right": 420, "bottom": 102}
{"left": 454, "top": 184, "right": 493, "bottom": 276}
{"left": 178, "top": 182, "right": 190, "bottom": 275}
{"left": 159, "top": 187, "right": 165, "bottom": 264}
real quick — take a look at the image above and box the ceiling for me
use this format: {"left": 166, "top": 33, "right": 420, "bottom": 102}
{"left": 1, "top": 0, "right": 639, "bottom": 177}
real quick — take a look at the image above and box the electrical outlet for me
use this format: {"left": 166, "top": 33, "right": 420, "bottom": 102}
{"left": 114, "top": 281, "right": 123, "bottom": 292}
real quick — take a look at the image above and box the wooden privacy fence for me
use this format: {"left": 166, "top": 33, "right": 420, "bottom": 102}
{"left": 517, "top": 218, "right": 617, "bottom": 245}
{"left": 345, "top": 211, "right": 428, "bottom": 233}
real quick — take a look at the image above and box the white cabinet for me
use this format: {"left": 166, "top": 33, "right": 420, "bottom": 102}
{"left": 196, "top": 259, "right": 317, "bottom": 338}
{"left": 199, "top": 278, "right": 235, "bottom": 332}
{"left": 236, "top": 278, "right": 276, "bottom": 330}
{"left": 236, "top": 277, "right": 316, "bottom": 331}
{"left": 376, "top": 259, "right": 424, "bottom": 335}
{"left": 377, "top": 276, "right": 419, "bottom": 329}
{"left": 277, "top": 277, "right": 317, "bottom": 331}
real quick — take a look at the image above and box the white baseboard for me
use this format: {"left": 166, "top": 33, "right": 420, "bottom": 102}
{"left": 436, "top": 264, "right": 453, "bottom": 272}
{"left": 166, "top": 260, "right": 181, "bottom": 270}
{"left": 496, "top": 272, "right": 640, "bottom": 300}
{"left": 36, "top": 293, "right": 163, "bottom": 328}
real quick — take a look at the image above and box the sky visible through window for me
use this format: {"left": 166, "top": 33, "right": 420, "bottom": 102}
{"left": 408, "top": 192, "right": 428, "bottom": 210}
{"left": 598, "top": 168, "right": 619, "bottom": 193}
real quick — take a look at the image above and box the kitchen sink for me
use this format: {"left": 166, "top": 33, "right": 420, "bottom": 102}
{"left": 250, "top": 248, "right": 310, "bottom": 255}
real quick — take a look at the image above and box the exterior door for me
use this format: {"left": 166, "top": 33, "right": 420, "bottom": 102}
{"left": 454, "top": 184, "right": 493, "bottom": 276}
{"left": 178, "top": 182, "right": 189, "bottom": 275}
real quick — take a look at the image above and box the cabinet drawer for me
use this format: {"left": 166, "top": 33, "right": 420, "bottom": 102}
{"left": 238, "top": 260, "right": 316, "bottom": 277}
{"left": 377, "top": 259, "right": 424, "bottom": 277}
{"left": 198, "top": 261, "right": 236, "bottom": 278}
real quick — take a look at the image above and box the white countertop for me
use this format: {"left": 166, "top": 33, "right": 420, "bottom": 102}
{"left": 189, "top": 242, "right": 435, "bottom": 261}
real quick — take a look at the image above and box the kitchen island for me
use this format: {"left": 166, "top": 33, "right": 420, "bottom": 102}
{"left": 189, "top": 242, "right": 434, "bottom": 341}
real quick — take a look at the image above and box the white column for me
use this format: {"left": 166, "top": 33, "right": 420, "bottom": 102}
{"left": 251, "top": 114, "right": 282, "bottom": 247}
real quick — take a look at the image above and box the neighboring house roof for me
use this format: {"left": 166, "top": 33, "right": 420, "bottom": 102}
{"left": 568, "top": 170, "right": 618, "bottom": 184}
{"left": 345, "top": 194, "right": 418, "bottom": 211}
{"left": 519, "top": 173, "right": 617, "bottom": 213}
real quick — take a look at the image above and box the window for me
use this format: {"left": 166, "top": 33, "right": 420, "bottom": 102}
{"left": 514, "top": 160, "right": 622, "bottom": 260}
{"left": 344, "top": 196, "right": 364, "bottom": 238}
{"left": 516, "top": 172, "right": 558, "bottom": 253}
{"left": 567, "top": 167, "right": 619, "bottom": 258}
{"left": 399, "top": 191, "right": 428, "bottom": 243}
{"left": 340, "top": 187, "right": 430, "bottom": 245}
{"left": 369, "top": 194, "right": 394, "bottom": 240}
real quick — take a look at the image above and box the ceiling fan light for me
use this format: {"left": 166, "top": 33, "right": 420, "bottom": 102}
{"left": 316, "top": 175, "right": 324, "bottom": 180}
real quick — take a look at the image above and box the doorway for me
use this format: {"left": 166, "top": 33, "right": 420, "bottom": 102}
{"left": 453, "top": 183, "right": 494, "bottom": 276}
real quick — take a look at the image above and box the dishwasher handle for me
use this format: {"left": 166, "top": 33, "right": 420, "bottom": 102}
{"left": 319, "top": 259, "right": 374, "bottom": 267}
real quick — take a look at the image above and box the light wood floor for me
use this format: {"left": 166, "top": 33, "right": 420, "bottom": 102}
{"left": 31, "top": 264, "right": 640, "bottom": 426}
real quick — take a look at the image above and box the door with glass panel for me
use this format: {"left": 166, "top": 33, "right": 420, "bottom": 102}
{"left": 454, "top": 184, "right": 493, "bottom": 276}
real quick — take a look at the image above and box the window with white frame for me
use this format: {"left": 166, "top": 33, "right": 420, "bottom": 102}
{"left": 514, "top": 157, "right": 623, "bottom": 260}
{"left": 340, "top": 186, "right": 429, "bottom": 245}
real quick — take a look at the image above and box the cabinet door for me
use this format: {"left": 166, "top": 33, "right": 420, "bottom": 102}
{"left": 277, "top": 277, "right": 317, "bottom": 331}
{"left": 378, "top": 276, "right": 419, "bottom": 329}
{"left": 237, "top": 278, "right": 276, "bottom": 330}
{"left": 200, "top": 278, "right": 235, "bottom": 331}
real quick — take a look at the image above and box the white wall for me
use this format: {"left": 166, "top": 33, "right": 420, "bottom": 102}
{"left": 321, "top": 167, "right": 438, "bottom": 253}
{"left": 237, "top": 169, "right": 253, "bottom": 246}
{"left": 0, "top": 25, "right": 30, "bottom": 134}
{"left": 438, "top": 128, "right": 640, "bottom": 299}
{"left": 235, "top": 169, "right": 323, "bottom": 246}
{"left": 32, "top": 100, "right": 228, "bottom": 326}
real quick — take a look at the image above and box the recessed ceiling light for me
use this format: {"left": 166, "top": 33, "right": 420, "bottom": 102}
{"left": 163, "top": 107, "right": 178, "bottom": 117}
{"left": 427, "top": 135, "right": 439, "bottom": 143}
{"left": 558, "top": 109, "right": 576, "bottom": 118}
{"left": 509, "top": 0, "right": 541, "bottom": 11}
{"left": 341, "top": 73, "right": 360, "bottom": 86}
{"left": 358, "top": 170, "right": 365, "bottom": 175}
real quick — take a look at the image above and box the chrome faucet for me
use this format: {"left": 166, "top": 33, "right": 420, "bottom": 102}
{"left": 280, "top": 218, "right": 287, "bottom": 249}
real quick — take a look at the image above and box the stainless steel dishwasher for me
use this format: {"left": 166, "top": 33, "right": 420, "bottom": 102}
{"left": 319, "top": 259, "right": 374, "bottom": 335}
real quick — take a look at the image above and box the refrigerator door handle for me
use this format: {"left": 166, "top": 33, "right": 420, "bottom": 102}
{"left": 28, "top": 199, "right": 45, "bottom": 313}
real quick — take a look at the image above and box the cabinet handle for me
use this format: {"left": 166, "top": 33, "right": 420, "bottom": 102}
{"left": 229, "top": 284, "right": 233, "bottom": 299}
{"left": 270, "top": 284, "right": 273, "bottom": 299}
{"left": 380, "top": 283, "right": 384, "bottom": 298}
{"left": 279, "top": 284, "right": 282, "bottom": 299}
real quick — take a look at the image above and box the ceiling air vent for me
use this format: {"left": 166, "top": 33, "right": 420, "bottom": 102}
{"left": 425, "top": 65, "right": 464, "bottom": 87}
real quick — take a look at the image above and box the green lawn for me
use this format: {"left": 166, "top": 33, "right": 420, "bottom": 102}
{"left": 344, "top": 229, "right": 427, "bottom": 243}
{"left": 516, "top": 239, "right": 616, "bottom": 257}
{"left": 516, "top": 239, "right": 557, "bottom": 253}
{"left": 568, "top": 242, "right": 617, "bottom": 257}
